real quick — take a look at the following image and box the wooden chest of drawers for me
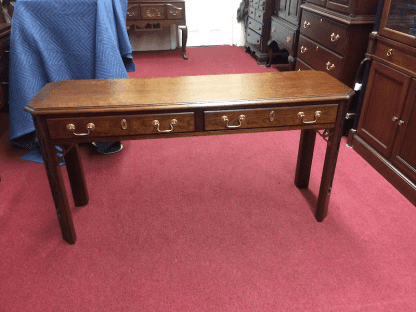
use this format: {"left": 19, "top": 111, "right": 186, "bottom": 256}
{"left": 244, "top": 0, "right": 276, "bottom": 64}
{"left": 296, "top": 3, "right": 375, "bottom": 88}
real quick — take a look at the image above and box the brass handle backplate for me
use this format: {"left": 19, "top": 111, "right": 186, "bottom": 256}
{"left": 330, "top": 33, "right": 340, "bottom": 41}
{"left": 298, "top": 111, "right": 321, "bottom": 124}
{"left": 300, "top": 46, "right": 308, "bottom": 53}
{"left": 303, "top": 21, "right": 311, "bottom": 28}
{"left": 222, "top": 115, "right": 246, "bottom": 128}
{"left": 326, "top": 61, "right": 335, "bottom": 71}
{"left": 152, "top": 119, "right": 178, "bottom": 133}
{"left": 66, "top": 123, "right": 95, "bottom": 136}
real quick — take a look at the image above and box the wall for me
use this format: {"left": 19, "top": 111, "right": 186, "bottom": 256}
{"left": 185, "top": 0, "right": 246, "bottom": 47}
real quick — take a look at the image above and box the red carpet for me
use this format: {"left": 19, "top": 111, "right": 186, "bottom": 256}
{"left": 1, "top": 46, "right": 415, "bottom": 311}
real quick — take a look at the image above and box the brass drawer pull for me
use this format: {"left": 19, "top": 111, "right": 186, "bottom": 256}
{"left": 303, "top": 21, "right": 311, "bottom": 28}
{"left": 330, "top": 33, "right": 340, "bottom": 41}
{"left": 387, "top": 49, "right": 393, "bottom": 56}
{"left": 297, "top": 111, "right": 321, "bottom": 124}
{"left": 286, "top": 36, "right": 292, "bottom": 43}
{"left": 300, "top": 46, "right": 308, "bottom": 53}
{"left": 221, "top": 114, "right": 246, "bottom": 128}
{"left": 398, "top": 120, "right": 405, "bottom": 126}
{"left": 272, "top": 27, "right": 276, "bottom": 32}
{"left": 392, "top": 116, "right": 398, "bottom": 121}
{"left": 66, "top": 123, "right": 95, "bottom": 136}
{"left": 152, "top": 119, "right": 178, "bottom": 133}
{"left": 326, "top": 61, "right": 335, "bottom": 71}
{"left": 121, "top": 119, "right": 128, "bottom": 130}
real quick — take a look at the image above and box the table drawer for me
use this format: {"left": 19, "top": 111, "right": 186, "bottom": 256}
{"left": 298, "top": 35, "right": 342, "bottom": 79}
{"left": 166, "top": 3, "right": 184, "bottom": 20}
{"left": 47, "top": 113, "right": 195, "bottom": 139}
{"left": 140, "top": 4, "right": 166, "bottom": 20}
{"left": 300, "top": 10, "right": 347, "bottom": 56}
{"left": 248, "top": 18, "right": 263, "bottom": 35}
{"left": 374, "top": 40, "right": 416, "bottom": 76}
{"left": 204, "top": 105, "right": 338, "bottom": 131}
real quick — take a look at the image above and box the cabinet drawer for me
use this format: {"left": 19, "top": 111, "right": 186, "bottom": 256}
{"left": 246, "top": 28, "right": 261, "bottom": 45}
{"left": 47, "top": 113, "right": 195, "bottom": 139}
{"left": 374, "top": 40, "right": 416, "bottom": 77}
{"left": 248, "top": 6, "right": 256, "bottom": 20}
{"left": 140, "top": 4, "right": 166, "bottom": 20}
{"left": 297, "top": 35, "right": 343, "bottom": 80}
{"left": 270, "top": 18, "right": 297, "bottom": 54}
{"left": 166, "top": 3, "right": 184, "bottom": 20}
{"left": 204, "top": 105, "right": 338, "bottom": 131}
{"left": 254, "top": 9, "right": 264, "bottom": 24}
{"left": 248, "top": 18, "right": 263, "bottom": 35}
{"left": 300, "top": 10, "right": 347, "bottom": 55}
{"left": 295, "top": 58, "right": 314, "bottom": 71}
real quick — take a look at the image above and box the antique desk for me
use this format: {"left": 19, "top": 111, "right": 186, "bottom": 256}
{"left": 25, "top": 71, "right": 353, "bottom": 244}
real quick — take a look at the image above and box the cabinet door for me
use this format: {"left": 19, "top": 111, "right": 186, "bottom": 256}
{"left": 391, "top": 78, "right": 416, "bottom": 183}
{"left": 379, "top": 0, "right": 416, "bottom": 48}
{"left": 285, "top": 0, "right": 302, "bottom": 25}
{"left": 357, "top": 61, "right": 411, "bottom": 158}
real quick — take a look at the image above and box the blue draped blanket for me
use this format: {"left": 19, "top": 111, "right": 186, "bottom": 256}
{"left": 9, "top": 0, "right": 135, "bottom": 152}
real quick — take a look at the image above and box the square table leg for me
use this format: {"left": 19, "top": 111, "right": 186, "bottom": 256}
{"left": 33, "top": 117, "right": 76, "bottom": 244}
{"left": 64, "top": 144, "right": 89, "bottom": 207}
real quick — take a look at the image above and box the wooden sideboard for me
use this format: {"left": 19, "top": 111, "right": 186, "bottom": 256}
{"left": 348, "top": 0, "right": 416, "bottom": 206}
{"left": 126, "top": 0, "right": 187, "bottom": 59}
{"left": 24, "top": 71, "right": 353, "bottom": 244}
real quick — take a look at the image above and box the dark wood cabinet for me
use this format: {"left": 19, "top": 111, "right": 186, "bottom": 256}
{"left": 268, "top": 0, "right": 304, "bottom": 70}
{"left": 0, "top": 23, "right": 11, "bottom": 111}
{"left": 348, "top": 0, "right": 416, "bottom": 206}
{"left": 295, "top": 2, "right": 377, "bottom": 88}
{"left": 244, "top": 0, "right": 276, "bottom": 64}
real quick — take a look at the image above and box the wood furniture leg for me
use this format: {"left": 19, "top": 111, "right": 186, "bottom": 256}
{"left": 295, "top": 129, "right": 316, "bottom": 188}
{"left": 314, "top": 102, "right": 348, "bottom": 221}
{"left": 33, "top": 117, "right": 76, "bottom": 244}
{"left": 178, "top": 25, "right": 188, "bottom": 60}
{"left": 64, "top": 144, "right": 89, "bottom": 207}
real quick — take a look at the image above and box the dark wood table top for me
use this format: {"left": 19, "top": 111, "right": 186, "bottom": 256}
{"left": 25, "top": 71, "right": 353, "bottom": 116}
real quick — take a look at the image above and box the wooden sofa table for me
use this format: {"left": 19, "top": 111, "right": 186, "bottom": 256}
{"left": 25, "top": 71, "right": 353, "bottom": 244}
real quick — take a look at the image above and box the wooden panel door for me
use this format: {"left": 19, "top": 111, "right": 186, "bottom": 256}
{"left": 392, "top": 78, "right": 416, "bottom": 183}
{"left": 357, "top": 61, "right": 411, "bottom": 158}
{"left": 285, "top": 0, "right": 302, "bottom": 26}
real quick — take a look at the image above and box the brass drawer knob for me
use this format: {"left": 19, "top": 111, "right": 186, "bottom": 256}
{"left": 300, "top": 46, "right": 308, "bottom": 53}
{"left": 66, "top": 123, "right": 95, "bottom": 136}
{"left": 152, "top": 119, "right": 178, "bottom": 133}
{"left": 387, "top": 49, "right": 393, "bottom": 57}
{"left": 303, "top": 21, "right": 311, "bottom": 28}
{"left": 330, "top": 33, "right": 340, "bottom": 42}
{"left": 221, "top": 115, "right": 246, "bottom": 128}
{"left": 298, "top": 111, "right": 321, "bottom": 124}
{"left": 326, "top": 61, "right": 335, "bottom": 71}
